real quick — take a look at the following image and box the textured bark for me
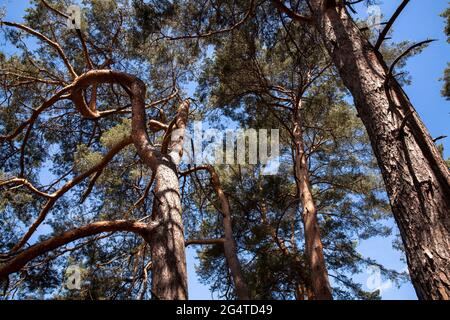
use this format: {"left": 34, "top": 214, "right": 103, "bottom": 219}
{"left": 149, "top": 161, "right": 188, "bottom": 300}
{"left": 131, "top": 82, "right": 190, "bottom": 300}
{"left": 293, "top": 105, "right": 333, "bottom": 300}
{"left": 309, "top": 0, "right": 450, "bottom": 300}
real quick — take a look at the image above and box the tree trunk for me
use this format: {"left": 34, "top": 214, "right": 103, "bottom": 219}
{"left": 309, "top": 0, "right": 450, "bottom": 299}
{"left": 131, "top": 82, "right": 190, "bottom": 300}
{"left": 259, "top": 195, "right": 312, "bottom": 298}
{"left": 150, "top": 160, "right": 188, "bottom": 300}
{"left": 293, "top": 105, "right": 333, "bottom": 300}
{"left": 210, "top": 167, "right": 250, "bottom": 299}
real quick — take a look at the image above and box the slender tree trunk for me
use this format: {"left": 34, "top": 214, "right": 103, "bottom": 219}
{"left": 149, "top": 160, "right": 188, "bottom": 300}
{"left": 293, "top": 105, "right": 333, "bottom": 300}
{"left": 209, "top": 167, "right": 250, "bottom": 299}
{"left": 309, "top": 0, "right": 450, "bottom": 299}
{"left": 260, "top": 187, "right": 315, "bottom": 299}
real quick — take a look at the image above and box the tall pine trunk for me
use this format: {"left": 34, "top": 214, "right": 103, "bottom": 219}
{"left": 310, "top": 0, "right": 450, "bottom": 299}
{"left": 210, "top": 168, "right": 250, "bottom": 299}
{"left": 131, "top": 81, "right": 189, "bottom": 300}
{"left": 293, "top": 104, "right": 333, "bottom": 300}
{"left": 150, "top": 161, "right": 188, "bottom": 299}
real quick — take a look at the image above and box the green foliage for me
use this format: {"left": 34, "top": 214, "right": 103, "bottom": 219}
{"left": 0, "top": 0, "right": 415, "bottom": 300}
{"left": 100, "top": 118, "right": 131, "bottom": 149}
{"left": 74, "top": 144, "right": 103, "bottom": 173}
{"left": 441, "top": 6, "right": 450, "bottom": 99}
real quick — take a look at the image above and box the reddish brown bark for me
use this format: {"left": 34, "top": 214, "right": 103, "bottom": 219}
{"left": 182, "top": 165, "right": 250, "bottom": 299}
{"left": 209, "top": 167, "right": 250, "bottom": 300}
{"left": 307, "top": 0, "right": 450, "bottom": 299}
{"left": 132, "top": 85, "right": 190, "bottom": 300}
{"left": 149, "top": 161, "right": 188, "bottom": 300}
{"left": 293, "top": 104, "right": 333, "bottom": 300}
{"left": 0, "top": 220, "right": 153, "bottom": 278}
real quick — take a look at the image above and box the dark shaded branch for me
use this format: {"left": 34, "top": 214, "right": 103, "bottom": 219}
{"left": 12, "top": 135, "right": 133, "bottom": 252}
{"left": 185, "top": 238, "right": 225, "bottom": 246}
{"left": 272, "top": 0, "right": 313, "bottom": 24}
{"left": 374, "top": 0, "right": 410, "bottom": 50}
{"left": 1, "top": 21, "right": 77, "bottom": 78}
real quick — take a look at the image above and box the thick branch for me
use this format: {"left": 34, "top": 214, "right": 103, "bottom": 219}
{"left": 0, "top": 220, "right": 154, "bottom": 278}
{"left": 272, "top": 0, "right": 313, "bottom": 24}
{"left": 182, "top": 165, "right": 250, "bottom": 299}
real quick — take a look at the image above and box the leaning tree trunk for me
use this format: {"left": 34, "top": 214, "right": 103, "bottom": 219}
{"left": 209, "top": 167, "right": 250, "bottom": 299}
{"left": 309, "top": 0, "right": 450, "bottom": 299}
{"left": 293, "top": 106, "right": 333, "bottom": 300}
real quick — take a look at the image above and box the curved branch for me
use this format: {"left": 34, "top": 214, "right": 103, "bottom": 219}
{"left": 374, "top": 0, "right": 410, "bottom": 50}
{"left": 6, "top": 69, "right": 170, "bottom": 252}
{"left": 272, "top": 0, "right": 313, "bottom": 24}
{"left": 0, "top": 178, "right": 52, "bottom": 198}
{"left": 0, "top": 220, "right": 154, "bottom": 278}
{"left": 11, "top": 136, "right": 133, "bottom": 252}
{"left": 2, "top": 22, "right": 77, "bottom": 79}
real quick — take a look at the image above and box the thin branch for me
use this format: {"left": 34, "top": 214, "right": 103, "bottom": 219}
{"left": 374, "top": 0, "right": 410, "bottom": 50}
{"left": 185, "top": 238, "right": 225, "bottom": 246}
{"left": 2, "top": 22, "right": 77, "bottom": 79}
{"left": 11, "top": 136, "right": 133, "bottom": 252}
{"left": 0, "top": 85, "right": 73, "bottom": 141}
{"left": 164, "top": 0, "right": 256, "bottom": 40}
{"left": 40, "top": 0, "right": 69, "bottom": 19}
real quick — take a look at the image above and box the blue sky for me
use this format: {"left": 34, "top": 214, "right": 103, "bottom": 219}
{"left": 1, "top": 0, "right": 449, "bottom": 300}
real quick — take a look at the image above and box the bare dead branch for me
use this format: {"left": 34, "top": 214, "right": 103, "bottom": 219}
{"left": 374, "top": 0, "right": 410, "bottom": 50}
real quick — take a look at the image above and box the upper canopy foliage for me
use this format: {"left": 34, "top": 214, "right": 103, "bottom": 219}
{"left": 0, "top": 0, "right": 424, "bottom": 300}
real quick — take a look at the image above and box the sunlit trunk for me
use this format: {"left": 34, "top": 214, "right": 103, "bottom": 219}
{"left": 310, "top": 0, "right": 450, "bottom": 299}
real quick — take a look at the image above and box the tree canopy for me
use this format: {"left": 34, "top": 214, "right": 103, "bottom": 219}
{"left": 0, "top": 0, "right": 449, "bottom": 300}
